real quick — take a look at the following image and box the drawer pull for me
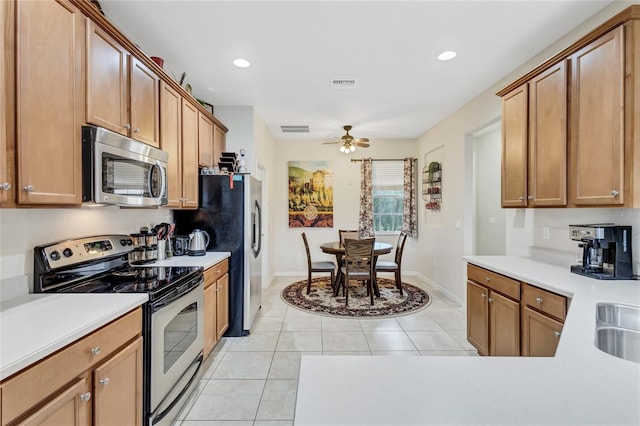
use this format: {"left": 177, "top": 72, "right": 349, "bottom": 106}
{"left": 90, "top": 346, "right": 101, "bottom": 356}
{"left": 484, "top": 276, "right": 491, "bottom": 282}
{"left": 535, "top": 297, "right": 544, "bottom": 304}
{"left": 100, "top": 378, "right": 110, "bottom": 386}
{"left": 123, "top": 123, "right": 131, "bottom": 130}
{"left": 80, "top": 392, "right": 91, "bottom": 402}
{"left": 554, "top": 331, "right": 561, "bottom": 338}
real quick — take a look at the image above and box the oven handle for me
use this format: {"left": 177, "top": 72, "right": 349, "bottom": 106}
{"left": 152, "top": 275, "right": 204, "bottom": 312}
{"left": 152, "top": 353, "right": 203, "bottom": 425}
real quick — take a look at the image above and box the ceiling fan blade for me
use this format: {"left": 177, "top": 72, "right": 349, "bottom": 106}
{"left": 322, "top": 141, "right": 341, "bottom": 145}
{"left": 355, "top": 142, "right": 370, "bottom": 148}
{"left": 356, "top": 138, "right": 369, "bottom": 143}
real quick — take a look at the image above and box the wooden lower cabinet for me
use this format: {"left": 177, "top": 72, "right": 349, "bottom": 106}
{"left": 203, "top": 259, "right": 230, "bottom": 357}
{"left": 0, "top": 308, "right": 143, "bottom": 426}
{"left": 93, "top": 336, "right": 143, "bottom": 426}
{"left": 521, "top": 306, "right": 564, "bottom": 357}
{"left": 467, "top": 264, "right": 569, "bottom": 358}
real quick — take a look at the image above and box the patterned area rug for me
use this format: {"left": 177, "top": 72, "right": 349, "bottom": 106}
{"left": 281, "top": 277, "right": 431, "bottom": 318}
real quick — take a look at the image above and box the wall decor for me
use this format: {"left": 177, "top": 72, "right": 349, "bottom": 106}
{"left": 288, "top": 161, "right": 334, "bottom": 227}
{"left": 423, "top": 161, "right": 442, "bottom": 211}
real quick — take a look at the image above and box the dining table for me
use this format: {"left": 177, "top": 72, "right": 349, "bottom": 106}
{"left": 320, "top": 241, "right": 393, "bottom": 297}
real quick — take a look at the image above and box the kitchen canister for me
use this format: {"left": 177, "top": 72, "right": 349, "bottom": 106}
{"left": 157, "top": 240, "right": 166, "bottom": 261}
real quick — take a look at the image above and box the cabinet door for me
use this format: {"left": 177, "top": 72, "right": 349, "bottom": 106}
{"left": 570, "top": 26, "right": 624, "bottom": 206}
{"left": 466, "top": 281, "right": 489, "bottom": 356}
{"left": 16, "top": 0, "right": 84, "bottom": 205}
{"left": 501, "top": 84, "right": 528, "bottom": 207}
{"left": 87, "top": 21, "right": 128, "bottom": 135}
{"left": 528, "top": 61, "right": 567, "bottom": 206}
{"left": 181, "top": 100, "right": 199, "bottom": 209}
{"left": 198, "top": 112, "right": 214, "bottom": 167}
{"left": 521, "top": 306, "right": 563, "bottom": 357}
{"left": 93, "top": 336, "right": 143, "bottom": 426}
{"left": 160, "top": 82, "right": 182, "bottom": 208}
{"left": 0, "top": 0, "right": 13, "bottom": 206}
{"left": 213, "top": 124, "right": 226, "bottom": 169}
{"left": 129, "top": 57, "right": 159, "bottom": 147}
{"left": 20, "top": 377, "right": 91, "bottom": 426}
{"left": 489, "top": 291, "right": 520, "bottom": 356}
{"left": 216, "top": 273, "right": 229, "bottom": 340}
{"left": 204, "top": 282, "right": 217, "bottom": 357}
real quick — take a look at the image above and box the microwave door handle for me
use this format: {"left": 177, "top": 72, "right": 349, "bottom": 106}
{"left": 153, "top": 160, "right": 167, "bottom": 202}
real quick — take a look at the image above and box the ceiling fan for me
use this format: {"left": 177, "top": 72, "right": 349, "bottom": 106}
{"left": 323, "top": 125, "right": 370, "bottom": 153}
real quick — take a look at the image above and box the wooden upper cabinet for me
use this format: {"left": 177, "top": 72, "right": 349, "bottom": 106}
{"left": 198, "top": 112, "right": 214, "bottom": 167}
{"left": 501, "top": 84, "right": 528, "bottom": 207}
{"left": 213, "top": 124, "right": 226, "bottom": 169}
{"left": 570, "top": 26, "right": 625, "bottom": 206}
{"left": 0, "top": 0, "right": 12, "bottom": 206}
{"left": 160, "top": 82, "right": 183, "bottom": 208}
{"left": 87, "top": 21, "right": 159, "bottom": 147}
{"left": 528, "top": 61, "right": 567, "bottom": 207}
{"left": 129, "top": 57, "right": 159, "bottom": 147}
{"left": 181, "top": 100, "right": 199, "bottom": 209}
{"left": 15, "top": 0, "right": 84, "bottom": 205}
{"left": 86, "top": 20, "right": 128, "bottom": 136}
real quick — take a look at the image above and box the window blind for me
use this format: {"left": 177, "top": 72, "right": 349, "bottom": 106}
{"left": 372, "top": 161, "right": 403, "bottom": 187}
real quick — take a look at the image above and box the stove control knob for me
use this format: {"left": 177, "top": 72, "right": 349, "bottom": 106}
{"left": 127, "top": 239, "right": 133, "bottom": 245}
{"left": 63, "top": 248, "right": 73, "bottom": 257}
{"left": 50, "top": 251, "right": 60, "bottom": 261}
{"left": 120, "top": 239, "right": 127, "bottom": 246}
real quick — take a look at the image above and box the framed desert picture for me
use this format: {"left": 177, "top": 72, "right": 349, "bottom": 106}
{"left": 288, "top": 161, "right": 334, "bottom": 227}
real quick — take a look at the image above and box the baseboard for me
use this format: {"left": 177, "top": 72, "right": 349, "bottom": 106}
{"left": 414, "top": 272, "right": 464, "bottom": 306}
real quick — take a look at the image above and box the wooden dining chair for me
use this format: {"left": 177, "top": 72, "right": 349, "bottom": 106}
{"left": 375, "top": 231, "right": 408, "bottom": 295}
{"left": 302, "top": 232, "right": 336, "bottom": 294}
{"left": 338, "top": 229, "right": 360, "bottom": 247}
{"left": 341, "top": 238, "right": 376, "bottom": 306}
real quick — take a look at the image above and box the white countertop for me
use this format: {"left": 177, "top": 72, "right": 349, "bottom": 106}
{"left": 0, "top": 293, "right": 147, "bottom": 381}
{"left": 146, "top": 251, "right": 230, "bottom": 269}
{"left": 295, "top": 256, "right": 640, "bottom": 425}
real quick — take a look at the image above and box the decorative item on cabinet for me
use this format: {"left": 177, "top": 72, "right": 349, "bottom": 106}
{"left": 150, "top": 56, "right": 164, "bottom": 68}
{"left": 422, "top": 161, "right": 442, "bottom": 211}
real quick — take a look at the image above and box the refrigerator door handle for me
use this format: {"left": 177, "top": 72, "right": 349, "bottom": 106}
{"left": 251, "top": 200, "right": 262, "bottom": 257}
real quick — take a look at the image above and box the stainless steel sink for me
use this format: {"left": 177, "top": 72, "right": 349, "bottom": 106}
{"left": 595, "top": 303, "right": 640, "bottom": 364}
{"left": 596, "top": 303, "right": 640, "bottom": 332}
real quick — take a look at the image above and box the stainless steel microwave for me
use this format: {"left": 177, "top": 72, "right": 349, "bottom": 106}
{"left": 82, "top": 125, "right": 168, "bottom": 207}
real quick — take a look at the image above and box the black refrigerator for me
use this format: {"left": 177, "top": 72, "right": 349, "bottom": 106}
{"left": 174, "top": 174, "right": 263, "bottom": 336}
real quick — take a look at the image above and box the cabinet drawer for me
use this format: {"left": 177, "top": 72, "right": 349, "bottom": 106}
{"left": 467, "top": 264, "right": 520, "bottom": 301}
{"left": 204, "top": 259, "right": 229, "bottom": 289}
{"left": 522, "top": 283, "right": 567, "bottom": 322}
{"left": 1, "top": 308, "right": 142, "bottom": 424}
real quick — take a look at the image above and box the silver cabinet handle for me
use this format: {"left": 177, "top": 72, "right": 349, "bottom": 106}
{"left": 0, "top": 182, "right": 10, "bottom": 191}
{"left": 480, "top": 293, "right": 487, "bottom": 299}
{"left": 553, "top": 331, "right": 561, "bottom": 338}
{"left": 488, "top": 297, "right": 494, "bottom": 303}
{"left": 123, "top": 123, "right": 131, "bottom": 129}
{"left": 23, "top": 185, "right": 34, "bottom": 192}
{"left": 90, "top": 346, "right": 101, "bottom": 356}
{"left": 611, "top": 190, "right": 619, "bottom": 197}
{"left": 134, "top": 128, "right": 141, "bottom": 133}
{"left": 99, "top": 378, "right": 110, "bottom": 386}
{"left": 518, "top": 196, "right": 525, "bottom": 201}
{"left": 527, "top": 195, "right": 534, "bottom": 200}
{"left": 535, "top": 297, "right": 544, "bottom": 304}
{"left": 484, "top": 276, "right": 491, "bottom": 282}
{"left": 80, "top": 392, "right": 91, "bottom": 402}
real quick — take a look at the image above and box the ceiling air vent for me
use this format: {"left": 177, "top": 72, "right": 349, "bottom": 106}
{"left": 330, "top": 76, "right": 358, "bottom": 89}
{"left": 280, "top": 125, "right": 309, "bottom": 133}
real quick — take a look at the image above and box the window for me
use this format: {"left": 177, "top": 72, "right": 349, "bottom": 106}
{"left": 372, "top": 161, "right": 404, "bottom": 232}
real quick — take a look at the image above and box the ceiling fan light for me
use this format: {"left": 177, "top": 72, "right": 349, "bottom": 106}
{"left": 339, "top": 145, "right": 347, "bottom": 153}
{"left": 349, "top": 145, "right": 356, "bottom": 152}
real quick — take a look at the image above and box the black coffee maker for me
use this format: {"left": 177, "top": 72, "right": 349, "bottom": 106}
{"left": 569, "top": 224, "right": 633, "bottom": 280}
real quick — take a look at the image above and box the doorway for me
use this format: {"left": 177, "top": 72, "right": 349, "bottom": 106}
{"left": 472, "top": 122, "right": 505, "bottom": 255}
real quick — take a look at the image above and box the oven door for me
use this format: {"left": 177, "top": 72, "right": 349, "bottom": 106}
{"left": 150, "top": 278, "right": 204, "bottom": 416}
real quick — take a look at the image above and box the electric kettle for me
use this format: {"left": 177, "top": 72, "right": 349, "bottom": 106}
{"left": 188, "top": 229, "right": 210, "bottom": 256}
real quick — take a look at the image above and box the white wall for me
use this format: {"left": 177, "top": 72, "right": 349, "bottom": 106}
{"left": 414, "top": 1, "right": 638, "bottom": 303}
{"left": 272, "top": 138, "right": 417, "bottom": 276}
{"left": 474, "top": 125, "right": 505, "bottom": 255}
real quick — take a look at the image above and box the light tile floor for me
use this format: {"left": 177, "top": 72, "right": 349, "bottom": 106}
{"left": 173, "top": 274, "right": 476, "bottom": 425}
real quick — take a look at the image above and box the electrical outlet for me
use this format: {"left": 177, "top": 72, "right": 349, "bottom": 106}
{"left": 543, "top": 227, "right": 550, "bottom": 240}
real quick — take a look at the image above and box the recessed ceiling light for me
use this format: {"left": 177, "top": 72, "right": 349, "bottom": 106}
{"left": 438, "top": 51, "right": 457, "bottom": 61}
{"left": 233, "top": 58, "right": 250, "bottom": 68}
